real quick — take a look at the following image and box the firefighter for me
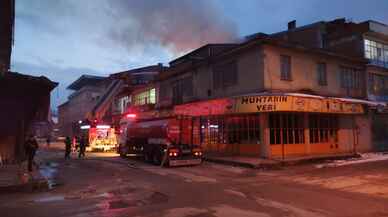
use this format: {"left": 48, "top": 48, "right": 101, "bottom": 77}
{"left": 78, "top": 136, "right": 86, "bottom": 158}
{"left": 25, "top": 135, "right": 39, "bottom": 172}
{"left": 46, "top": 136, "right": 51, "bottom": 147}
{"left": 64, "top": 136, "right": 72, "bottom": 159}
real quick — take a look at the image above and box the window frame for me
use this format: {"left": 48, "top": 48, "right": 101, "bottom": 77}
{"left": 212, "top": 60, "right": 238, "bottom": 89}
{"left": 364, "top": 39, "right": 388, "bottom": 68}
{"left": 280, "top": 55, "right": 292, "bottom": 81}
{"left": 317, "top": 62, "right": 327, "bottom": 86}
{"left": 340, "top": 66, "right": 361, "bottom": 89}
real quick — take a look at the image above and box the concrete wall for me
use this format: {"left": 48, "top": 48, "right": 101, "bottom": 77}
{"left": 355, "top": 114, "right": 373, "bottom": 152}
{"left": 204, "top": 47, "right": 265, "bottom": 99}
{"left": 58, "top": 85, "right": 104, "bottom": 137}
{"left": 263, "top": 44, "right": 366, "bottom": 98}
{"left": 337, "top": 116, "right": 356, "bottom": 153}
{"left": 158, "top": 46, "right": 265, "bottom": 107}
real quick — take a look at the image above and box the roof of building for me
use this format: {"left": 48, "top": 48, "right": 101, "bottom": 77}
{"left": 67, "top": 75, "right": 106, "bottom": 90}
{"left": 2, "top": 71, "right": 58, "bottom": 89}
{"left": 110, "top": 64, "right": 166, "bottom": 79}
{"left": 168, "top": 43, "right": 238, "bottom": 66}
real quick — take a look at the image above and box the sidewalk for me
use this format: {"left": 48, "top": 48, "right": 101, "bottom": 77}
{"left": 0, "top": 161, "right": 48, "bottom": 194}
{"left": 204, "top": 153, "right": 360, "bottom": 170}
{"left": 204, "top": 154, "right": 282, "bottom": 169}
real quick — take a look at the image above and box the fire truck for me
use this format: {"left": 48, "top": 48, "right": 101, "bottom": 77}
{"left": 79, "top": 121, "right": 118, "bottom": 152}
{"left": 118, "top": 114, "right": 203, "bottom": 166}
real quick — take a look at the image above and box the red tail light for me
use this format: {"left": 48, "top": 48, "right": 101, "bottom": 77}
{"left": 126, "top": 113, "right": 137, "bottom": 118}
{"left": 169, "top": 149, "right": 179, "bottom": 157}
{"left": 192, "top": 148, "right": 202, "bottom": 156}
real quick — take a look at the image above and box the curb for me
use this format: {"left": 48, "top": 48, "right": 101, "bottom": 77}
{"left": 281, "top": 153, "right": 361, "bottom": 166}
{"left": 204, "top": 154, "right": 360, "bottom": 170}
{"left": 203, "top": 157, "right": 282, "bottom": 170}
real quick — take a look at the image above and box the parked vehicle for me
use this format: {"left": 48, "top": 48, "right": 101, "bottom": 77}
{"left": 79, "top": 123, "right": 118, "bottom": 152}
{"left": 118, "top": 116, "right": 203, "bottom": 166}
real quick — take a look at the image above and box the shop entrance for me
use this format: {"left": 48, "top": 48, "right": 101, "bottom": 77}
{"left": 309, "top": 114, "right": 338, "bottom": 154}
{"left": 269, "top": 113, "right": 339, "bottom": 158}
{"left": 269, "top": 113, "right": 305, "bottom": 157}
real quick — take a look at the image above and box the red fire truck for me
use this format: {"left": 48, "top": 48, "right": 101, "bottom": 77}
{"left": 118, "top": 114, "right": 203, "bottom": 166}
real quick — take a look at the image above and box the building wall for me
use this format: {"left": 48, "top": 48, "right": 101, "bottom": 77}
{"left": 58, "top": 85, "right": 104, "bottom": 137}
{"left": 263, "top": 44, "right": 366, "bottom": 98}
{"left": 199, "top": 47, "right": 265, "bottom": 99}
{"left": 158, "top": 46, "right": 265, "bottom": 108}
{"left": 0, "top": 0, "right": 14, "bottom": 72}
{"left": 272, "top": 23, "right": 325, "bottom": 49}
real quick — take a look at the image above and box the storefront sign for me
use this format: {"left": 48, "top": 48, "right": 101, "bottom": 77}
{"left": 234, "top": 95, "right": 364, "bottom": 114}
{"left": 174, "top": 99, "right": 234, "bottom": 116}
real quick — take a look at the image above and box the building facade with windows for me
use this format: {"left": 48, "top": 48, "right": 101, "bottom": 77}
{"left": 153, "top": 36, "right": 371, "bottom": 159}
{"left": 271, "top": 18, "right": 388, "bottom": 151}
{"left": 58, "top": 75, "right": 108, "bottom": 137}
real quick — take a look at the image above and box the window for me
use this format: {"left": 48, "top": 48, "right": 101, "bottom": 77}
{"left": 213, "top": 61, "right": 238, "bottom": 89}
{"left": 132, "top": 88, "right": 156, "bottom": 106}
{"left": 317, "top": 63, "right": 327, "bottom": 86}
{"left": 340, "top": 67, "right": 361, "bottom": 89}
{"left": 309, "top": 114, "right": 338, "bottom": 144}
{"left": 364, "top": 39, "right": 388, "bottom": 68}
{"left": 172, "top": 76, "right": 193, "bottom": 105}
{"left": 117, "top": 96, "right": 130, "bottom": 114}
{"left": 269, "top": 113, "right": 304, "bottom": 145}
{"left": 369, "top": 73, "right": 388, "bottom": 95}
{"left": 280, "top": 55, "right": 292, "bottom": 80}
{"left": 200, "top": 115, "right": 260, "bottom": 145}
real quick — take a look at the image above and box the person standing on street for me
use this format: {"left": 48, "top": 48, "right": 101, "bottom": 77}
{"left": 78, "top": 136, "right": 86, "bottom": 158}
{"left": 64, "top": 136, "right": 72, "bottom": 159}
{"left": 25, "top": 135, "right": 39, "bottom": 172}
{"left": 46, "top": 136, "right": 51, "bottom": 147}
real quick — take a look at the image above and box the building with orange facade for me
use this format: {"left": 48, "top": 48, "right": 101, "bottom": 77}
{"left": 111, "top": 19, "right": 388, "bottom": 160}
{"left": 152, "top": 34, "right": 378, "bottom": 159}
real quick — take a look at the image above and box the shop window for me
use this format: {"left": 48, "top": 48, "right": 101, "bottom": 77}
{"left": 269, "top": 113, "right": 304, "bottom": 145}
{"left": 309, "top": 114, "right": 338, "bottom": 144}
{"left": 200, "top": 115, "right": 260, "bottom": 145}
{"left": 280, "top": 55, "right": 292, "bottom": 81}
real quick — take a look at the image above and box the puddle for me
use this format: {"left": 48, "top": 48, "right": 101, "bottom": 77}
{"left": 39, "top": 161, "right": 60, "bottom": 190}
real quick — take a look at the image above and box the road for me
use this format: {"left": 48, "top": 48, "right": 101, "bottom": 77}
{"left": 1, "top": 146, "right": 388, "bottom": 217}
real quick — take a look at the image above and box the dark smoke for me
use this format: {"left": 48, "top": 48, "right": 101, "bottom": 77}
{"left": 107, "top": 0, "right": 238, "bottom": 54}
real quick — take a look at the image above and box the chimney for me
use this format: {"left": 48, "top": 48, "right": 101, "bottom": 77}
{"left": 288, "top": 20, "right": 296, "bottom": 30}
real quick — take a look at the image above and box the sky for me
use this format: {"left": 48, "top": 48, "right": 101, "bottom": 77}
{"left": 11, "top": 0, "right": 388, "bottom": 109}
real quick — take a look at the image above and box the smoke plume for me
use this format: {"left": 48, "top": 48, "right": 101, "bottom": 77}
{"left": 107, "top": 0, "right": 238, "bottom": 54}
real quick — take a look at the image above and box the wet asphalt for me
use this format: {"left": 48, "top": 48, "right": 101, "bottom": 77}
{"left": 1, "top": 147, "right": 388, "bottom": 217}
